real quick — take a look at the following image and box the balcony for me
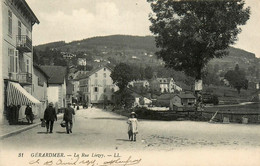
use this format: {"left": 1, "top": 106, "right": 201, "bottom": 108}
{"left": 18, "top": 72, "right": 32, "bottom": 85}
{"left": 8, "top": 72, "right": 18, "bottom": 81}
{"left": 16, "top": 35, "right": 32, "bottom": 52}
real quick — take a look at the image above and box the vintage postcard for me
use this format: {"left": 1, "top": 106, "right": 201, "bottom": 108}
{"left": 1, "top": 0, "right": 260, "bottom": 165}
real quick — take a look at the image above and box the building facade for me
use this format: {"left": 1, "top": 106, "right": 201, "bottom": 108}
{"left": 1, "top": 0, "right": 39, "bottom": 124}
{"left": 79, "top": 66, "right": 118, "bottom": 104}
{"left": 40, "top": 66, "right": 67, "bottom": 109}
{"left": 32, "top": 65, "right": 49, "bottom": 118}
{"left": 157, "top": 78, "right": 177, "bottom": 93}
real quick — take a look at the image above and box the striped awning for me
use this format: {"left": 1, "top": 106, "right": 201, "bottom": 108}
{"left": 7, "top": 82, "right": 41, "bottom": 106}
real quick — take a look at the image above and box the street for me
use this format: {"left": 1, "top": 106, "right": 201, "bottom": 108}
{"left": 1, "top": 107, "right": 260, "bottom": 151}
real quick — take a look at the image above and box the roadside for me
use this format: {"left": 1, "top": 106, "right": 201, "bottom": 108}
{"left": 2, "top": 107, "right": 260, "bottom": 151}
{"left": 0, "top": 113, "right": 64, "bottom": 139}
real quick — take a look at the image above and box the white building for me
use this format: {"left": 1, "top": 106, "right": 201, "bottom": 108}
{"left": 1, "top": 0, "right": 40, "bottom": 124}
{"left": 157, "top": 78, "right": 182, "bottom": 93}
{"left": 79, "top": 65, "right": 118, "bottom": 104}
{"left": 40, "top": 66, "right": 67, "bottom": 109}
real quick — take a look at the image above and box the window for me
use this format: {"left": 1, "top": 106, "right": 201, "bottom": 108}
{"left": 26, "top": 59, "right": 30, "bottom": 73}
{"left": 94, "top": 87, "right": 98, "bottom": 92}
{"left": 95, "top": 95, "right": 98, "bottom": 101}
{"left": 111, "top": 88, "right": 114, "bottom": 93}
{"left": 15, "top": 50, "right": 19, "bottom": 73}
{"left": 8, "top": 48, "right": 14, "bottom": 72}
{"left": 103, "top": 79, "right": 106, "bottom": 86}
{"left": 95, "top": 79, "right": 98, "bottom": 85}
{"left": 8, "top": 10, "right": 12, "bottom": 36}
{"left": 104, "top": 73, "right": 106, "bottom": 78}
{"left": 38, "top": 77, "right": 44, "bottom": 87}
{"left": 18, "top": 21, "right": 21, "bottom": 40}
{"left": 104, "top": 88, "right": 106, "bottom": 93}
{"left": 104, "top": 68, "right": 106, "bottom": 71}
{"left": 95, "top": 73, "right": 98, "bottom": 77}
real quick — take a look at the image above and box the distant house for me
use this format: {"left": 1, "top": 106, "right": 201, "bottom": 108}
{"left": 155, "top": 93, "right": 176, "bottom": 107}
{"left": 170, "top": 93, "right": 196, "bottom": 111}
{"left": 78, "top": 65, "right": 118, "bottom": 104}
{"left": 156, "top": 78, "right": 181, "bottom": 93}
{"left": 248, "top": 81, "right": 259, "bottom": 90}
{"left": 129, "top": 80, "right": 149, "bottom": 89}
{"left": 220, "top": 77, "right": 230, "bottom": 86}
{"left": 40, "top": 66, "right": 67, "bottom": 109}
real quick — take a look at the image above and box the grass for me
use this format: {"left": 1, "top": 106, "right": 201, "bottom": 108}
{"left": 203, "top": 85, "right": 258, "bottom": 104}
{"left": 204, "top": 103, "right": 260, "bottom": 114}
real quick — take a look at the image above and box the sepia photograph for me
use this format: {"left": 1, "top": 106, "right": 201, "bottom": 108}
{"left": 0, "top": 0, "right": 260, "bottom": 165}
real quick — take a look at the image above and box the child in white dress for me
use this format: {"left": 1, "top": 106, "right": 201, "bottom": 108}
{"left": 127, "top": 112, "right": 138, "bottom": 141}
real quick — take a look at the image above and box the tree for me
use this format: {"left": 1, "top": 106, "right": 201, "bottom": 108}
{"left": 110, "top": 63, "right": 134, "bottom": 91}
{"left": 144, "top": 66, "right": 154, "bottom": 80}
{"left": 224, "top": 64, "right": 248, "bottom": 94}
{"left": 148, "top": 0, "right": 250, "bottom": 82}
{"left": 202, "top": 64, "right": 221, "bottom": 86}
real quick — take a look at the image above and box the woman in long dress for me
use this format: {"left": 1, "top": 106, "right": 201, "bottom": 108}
{"left": 127, "top": 112, "right": 138, "bottom": 141}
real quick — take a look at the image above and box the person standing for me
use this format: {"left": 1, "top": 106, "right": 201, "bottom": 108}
{"left": 127, "top": 112, "right": 138, "bottom": 141}
{"left": 63, "top": 103, "right": 75, "bottom": 134}
{"left": 44, "top": 102, "right": 57, "bottom": 133}
{"left": 25, "top": 105, "right": 34, "bottom": 124}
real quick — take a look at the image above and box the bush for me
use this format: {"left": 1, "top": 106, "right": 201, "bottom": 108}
{"left": 133, "top": 107, "right": 154, "bottom": 118}
{"left": 152, "top": 100, "right": 169, "bottom": 107}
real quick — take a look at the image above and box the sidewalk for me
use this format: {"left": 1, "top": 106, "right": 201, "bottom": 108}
{"left": 0, "top": 113, "right": 64, "bottom": 139}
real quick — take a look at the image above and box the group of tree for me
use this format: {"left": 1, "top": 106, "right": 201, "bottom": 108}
{"left": 33, "top": 47, "right": 68, "bottom": 66}
{"left": 224, "top": 64, "right": 248, "bottom": 94}
{"left": 202, "top": 64, "right": 222, "bottom": 86}
{"left": 247, "top": 66, "right": 260, "bottom": 79}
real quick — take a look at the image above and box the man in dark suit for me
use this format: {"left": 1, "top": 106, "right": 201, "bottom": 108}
{"left": 63, "top": 103, "right": 75, "bottom": 134}
{"left": 25, "top": 105, "right": 34, "bottom": 124}
{"left": 44, "top": 102, "right": 57, "bottom": 133}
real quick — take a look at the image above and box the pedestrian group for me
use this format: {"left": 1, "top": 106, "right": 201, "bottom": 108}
{"left": 42, "top": 103, "right": 140, "bottom": 142}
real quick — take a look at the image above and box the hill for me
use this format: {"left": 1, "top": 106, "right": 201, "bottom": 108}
{"left": 34, "top": 35, "right": 260, "bottom": 79}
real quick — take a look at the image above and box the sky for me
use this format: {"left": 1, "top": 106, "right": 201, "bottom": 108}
{"left": 27, "top": 0, "right": 260, "bottom": 58}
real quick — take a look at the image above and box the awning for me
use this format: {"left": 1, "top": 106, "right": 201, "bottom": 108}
{"left": 7, "top": 82, "right": 41, "bottom": 106}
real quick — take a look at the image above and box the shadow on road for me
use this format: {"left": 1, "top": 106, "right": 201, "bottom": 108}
{"left": 116, "top": 139, "right": 131, "bottom": 142}
{"left": 11, "top": 122, "right": 31, "bottom": 125}
{"left": 37, "top": 132, "right": 47, "bottom": 134}
{"left": 56, "top": 131, "right": 67, "bottom": 134}
{"left": 92, "top": 117, "right": 127, "bottom": 120}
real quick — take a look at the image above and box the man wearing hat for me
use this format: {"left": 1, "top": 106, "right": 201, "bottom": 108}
{"left": 63, "top": 103, "right": 75, "bottom": 134}
{"left": 44, "top": 102, "right": 57, "bottom": 133}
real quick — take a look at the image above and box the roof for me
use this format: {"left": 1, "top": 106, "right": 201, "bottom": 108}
{"left": 175, "top": 81, "right": 191, "bottom": 91}
{"left": 33, "top": 64, "right": 49, "bottom": 79}
{"left": 157, "top": 93, "right": 175, "bottom": 100}
{"left": 16, "top": 0, "right": 40, "bottom": 24}
{"left": 172, "top": 103, "right": 184, "bottom": 107}
{"left": 40, "top": 66, "right": 67, "bottom": 84}
{"left": 157, "top": 78, "right": 173, "bottom": 84}
{"left": 175, "top": 93, "right": 196, "bottom": 99}
{"left": 73, "top": 71, "right": 90, "bottom": 80}
{"left": 78, "top": 65, "right": 113, "bottom": 80}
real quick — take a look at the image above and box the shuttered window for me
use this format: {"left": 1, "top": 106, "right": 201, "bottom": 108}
{"left": 8, "top": 10, "right": 12, "bottom": 36}
{"left": 8, "top": 48, "right": 14, "bottom": 72}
